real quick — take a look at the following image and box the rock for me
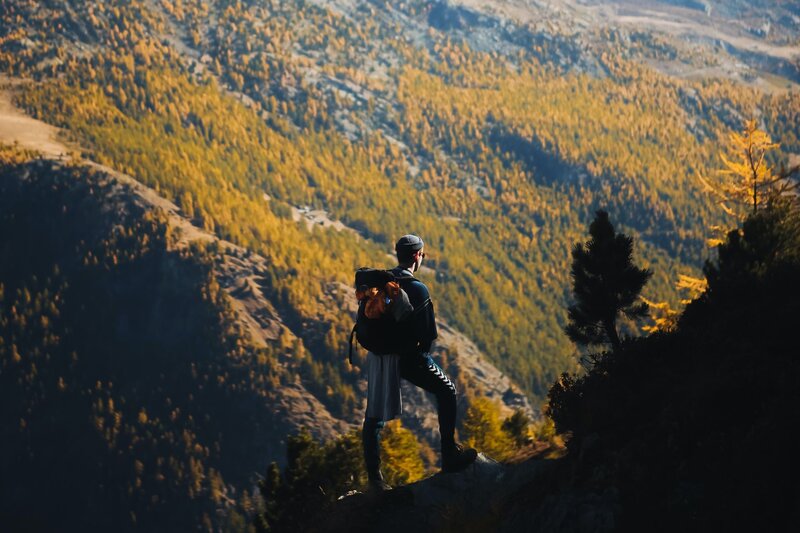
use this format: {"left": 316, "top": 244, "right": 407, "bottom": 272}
{"left": 316, "top": 453, "right": 563, "bottom": 532}
{"left": 409, "top": 453, "right": 504, "bottom": 508}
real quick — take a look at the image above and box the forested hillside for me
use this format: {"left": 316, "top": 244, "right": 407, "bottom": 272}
{"left": 2, "top": 0, "right": 799, "bottom": 406}
{"left": 301, "top": 201, "right": 800, "bottom": 532}
{"left": 1, "top": 0, "right": 799, "bottom": 529}
{"left": 0, "top": 152, "right": 288, "bottom": 530}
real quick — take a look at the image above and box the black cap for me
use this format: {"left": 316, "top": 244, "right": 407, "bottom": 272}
{"left": 395, "top": 234, "right": 424, "bottom": 254}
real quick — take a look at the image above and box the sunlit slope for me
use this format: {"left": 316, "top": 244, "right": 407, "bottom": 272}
{"left": 19, "top": 47, "right": 587, "bottom": 396}
{"left": 2, "top": 0, "right": 799, "bottom": 403}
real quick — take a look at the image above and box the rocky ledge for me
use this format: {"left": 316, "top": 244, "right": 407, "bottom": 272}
{"left": 311, "top": 452, "right": 618, "bottom": 533}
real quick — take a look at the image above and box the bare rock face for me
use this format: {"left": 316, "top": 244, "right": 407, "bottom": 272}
{"left": 405, "top": 453, "right": 506, "bottom": 508}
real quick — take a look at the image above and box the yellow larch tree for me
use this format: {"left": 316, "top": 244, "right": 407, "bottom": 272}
{"left": 700, "top": 119, "right": 782, "bottom": 232}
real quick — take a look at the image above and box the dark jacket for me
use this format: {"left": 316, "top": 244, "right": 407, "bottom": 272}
{"left": 391, "top": 267, "right": 438, "bottom": 355}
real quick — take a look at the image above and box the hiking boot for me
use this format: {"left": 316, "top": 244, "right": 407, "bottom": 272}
{"left": 441, "top": 443, "right": 478, "bottom": 473}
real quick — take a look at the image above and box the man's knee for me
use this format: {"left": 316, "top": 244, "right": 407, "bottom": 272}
{"left": 430, "top": 364, "right": 457, "bottom": 398}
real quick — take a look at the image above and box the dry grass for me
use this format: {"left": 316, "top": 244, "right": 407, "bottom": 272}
{"left": 0, "top": 76, "right": 70, "bottom": 157}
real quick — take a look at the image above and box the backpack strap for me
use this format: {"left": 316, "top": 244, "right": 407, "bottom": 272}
{"left": 411, "top": 297, "right": 432, "bottom": 316}
{"left": 394, "top": 273, "right": 432, "bottom": 317}
{"left": 348, "top": 322, "right": 357, "bottom": 365}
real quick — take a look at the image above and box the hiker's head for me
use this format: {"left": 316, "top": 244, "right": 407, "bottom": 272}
{"left": 395, "top": 234, "right": 425, "bottom": 271}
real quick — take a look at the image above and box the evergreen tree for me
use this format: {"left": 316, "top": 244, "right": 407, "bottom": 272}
{"left": 565, "top": 210, "right": 652, "bottom": 351}
{"left": 501, "top": 409, "right": 532, "bottom": 448}
{"left": 461, "top": 397, "right": 515, "bottom": 460}
{"left": 380, "top": 420, "right": 426, "bottom": 485}
{"left": 256, "top": 429, "right": 364, "bottom": 533}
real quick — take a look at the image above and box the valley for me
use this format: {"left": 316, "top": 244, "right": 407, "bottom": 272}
{"left": 1, "top": 0, "right": 798, "bottom": 529}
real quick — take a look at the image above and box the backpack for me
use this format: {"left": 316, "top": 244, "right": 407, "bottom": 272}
{"left": 348, "top": 267, "right": 416, "bottom": 363}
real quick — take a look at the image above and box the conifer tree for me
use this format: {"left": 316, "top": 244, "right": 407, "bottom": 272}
{"left": 462, "top": 397, "right": 515, "bottom": 460}
{"left": 699, "top": 120, "right": 798, "bottom": 245}
{"left": 501, "top": 408, "right": 532, "bottom": 448}
{"left": 565, "top": 210, "right": 652, "bottom": 351}
{"left": 380, "top": 420, "right": 426, "bottom": 485}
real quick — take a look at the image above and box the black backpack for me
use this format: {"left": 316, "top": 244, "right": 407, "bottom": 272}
{"left": 348, "top": 267, "right": 419, "bottom": 363}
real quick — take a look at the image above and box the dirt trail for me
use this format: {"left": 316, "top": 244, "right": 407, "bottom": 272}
{"left": 0, "top": 76, "right": 70, "bottom": 157}
{"left": 613, "top": 13, "right": 800, "bottom": 61}
{"left": 453, "top": 0, "right": 800, "bottom": 74}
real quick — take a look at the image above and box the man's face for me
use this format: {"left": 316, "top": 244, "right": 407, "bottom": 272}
{"left": 413, "top": 248, "right": 425, "bottom": 272}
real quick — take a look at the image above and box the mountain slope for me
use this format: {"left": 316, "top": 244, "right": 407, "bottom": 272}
{"left": 2, "top": 0, "right": 799, "bottom": 529}
{"left": 0, "top": 133, "right": 531, "bottom": 530}
{"left": 1, "top": 0, "right": 798, "bottom": 432}
{"left": 1, "top": 154, "right": 289, "bottom": 530}
{"left": 311, "top": 204, "right": 800, "bottom": 533}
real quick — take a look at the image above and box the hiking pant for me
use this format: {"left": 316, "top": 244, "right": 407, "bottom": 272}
{"left": 363, "top": 353, "right": 457, "bottom": 478}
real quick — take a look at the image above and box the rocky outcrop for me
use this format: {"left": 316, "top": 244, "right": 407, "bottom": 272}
{"left": 314, "top": 452, "right": 618, "bottom": 533}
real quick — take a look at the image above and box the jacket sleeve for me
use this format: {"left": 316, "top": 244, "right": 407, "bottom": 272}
{"left": 401, "top": 280, "right": 438, "bottom": 354}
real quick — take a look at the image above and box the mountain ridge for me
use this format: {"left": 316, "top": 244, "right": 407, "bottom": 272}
{"left": 5, "top": 0, "right": 798, "bottom": 410}
{"left": 1, "top": 0, "right": 799, "bottom": 528}
{"left": 0, "top": 78, "right": 535, "bottom": 434}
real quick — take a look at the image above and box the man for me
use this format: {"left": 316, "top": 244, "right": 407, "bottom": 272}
{"left": 362, "top": 234, "right": 477, "bottom": 492}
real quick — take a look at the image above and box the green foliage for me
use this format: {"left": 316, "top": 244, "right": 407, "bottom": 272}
{"left": 565, "top": 210, "right": 652, "bottom": 351}
{"left": 461, "top": 397, "right": 516, "bottom": 461}
{"left": 257, "top": 419, "right": 426, "bottom": 531}
{"left": 529, "top": 414, "right": 560, "bottom": 449}
{"left": 257, "top": 429, "right": 365, "bottom": 533}
{"left": 380, "top": 420, "right": 426, "bottom": 486}
{"left": 501, "top": 408, "right": 533, "bottom": 448}
{"left": 547, "top": 202, "right": 800, "bottom": 529}
{"left": 703, "top": 204, "right": 800, "bottom": 289}
{"left": 546, "top": 373, "right": 580, "bottom": 438}
{"left": 0, "top": 157, "right": 283, "bottom": 531}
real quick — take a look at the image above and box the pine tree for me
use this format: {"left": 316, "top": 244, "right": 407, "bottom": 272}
{"left": 501, "top": 409, "right": 532, "bottom": 448}
{"left": 380, "top": 420, "right": 425, "bottom": 485}
{"left": 565, "top": 210, "right": 652, "bottom": 351}
{"left": 461, "top": 397, "right": 515, "bottom": 460}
